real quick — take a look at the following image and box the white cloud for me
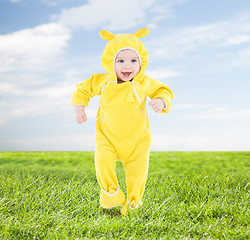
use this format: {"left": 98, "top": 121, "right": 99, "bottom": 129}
{"left": 0, "top": 80, "right": 99, "bottom": 125}
{"left": 174, "top": 104, "right": 211, "bottom": 109}
{"left": 185, "top": 108, "right": 250, "bottom": 120}
{"left": 40, "top": 0, "right": 58, "bottom": 6}
{"left": 231, "top": 47, "right": 250, "bottom": 67}
{"left": 0, "top": 81, "right": 74, "bottom": 124}
{"left": 0, "top": 20, "right": 73, "bottom": 124}
{"left": 149, "top": 0, "right": 187, "bottom": 18}
{"left": 223, "top": 34, "right": 250, "bottom": 46}
{"left": 54, "top": 0, "right": 186, "bottom": 31}
{"left": 0, "top": 134, "right": 96, "bottom": 151}
{"left": 147, "top": 14, "right": 250, "bottom": 60}
{"left": 146, "top": 68, "right": 181, "bottom": 79}
{"left": 0, "top": 23, "right": 71, "bottom": 72}
{"left": 151, "top": 134, "right": 250, "bottom": 151}
{"left": 0, "top": 83, "right": 22, "bottom": 96}
{"left": 55, "top": 0, "right": 154, "bottom": 31}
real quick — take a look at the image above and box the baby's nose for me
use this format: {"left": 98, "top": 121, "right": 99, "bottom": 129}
{"left": 123, "top": 63, "right": 131, "bottom": 69}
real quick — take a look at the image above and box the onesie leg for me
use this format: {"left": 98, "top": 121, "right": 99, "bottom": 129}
{"left": 95, "top": 121, "right": 125, "bottom": 208}
{"left": 95, "top": 148, "right": 125, "bottom": 208}
{"left": 124, "top": 149, "right": 150, "bottom": 210}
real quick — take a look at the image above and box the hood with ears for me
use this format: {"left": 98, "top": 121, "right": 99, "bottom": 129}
{"left": 99, "top": 28, "right": 150, "bottom": 82}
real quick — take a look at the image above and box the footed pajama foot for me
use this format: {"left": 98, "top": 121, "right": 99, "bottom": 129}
{"left": 120, "top": 200, "right": 143, "bottom": 216}
{"left": 100, "top": 187, "right": 126, "bottom": 209}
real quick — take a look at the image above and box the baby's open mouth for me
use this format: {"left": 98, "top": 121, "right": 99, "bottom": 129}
{"left": 122, "top": 72, "right": 132, "bottom": 77}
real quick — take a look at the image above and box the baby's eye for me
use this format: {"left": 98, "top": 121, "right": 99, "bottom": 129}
{"left": 131, "top": 59, "right": 137, "bottom": 63}
{"left": 117, "top": 60, "right": 124, "bottom": 63}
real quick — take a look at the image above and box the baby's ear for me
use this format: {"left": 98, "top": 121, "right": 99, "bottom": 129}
{"left": 99, "top": 30, "right": 115, "bottom": 40}
{"left": 135, "top": 28, "right": 150, "bottom": 38}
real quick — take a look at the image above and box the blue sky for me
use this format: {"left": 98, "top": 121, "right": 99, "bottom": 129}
{"left": 0, "top": 0, "right": 250, "bottom": 151}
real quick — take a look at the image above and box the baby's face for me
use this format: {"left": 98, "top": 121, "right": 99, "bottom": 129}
{"left": 114, "top": 49, "right": 140, "bottom": 83}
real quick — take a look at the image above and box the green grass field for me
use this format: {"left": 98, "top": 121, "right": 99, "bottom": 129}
{"left": 0, "top": 152, "right": 249, "bottom": 239}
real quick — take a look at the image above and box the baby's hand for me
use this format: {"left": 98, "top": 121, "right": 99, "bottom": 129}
{"left": 74, "top": 105, "right": 87, "bottom": 124}
{"left": 149, "top": 98, "right": 166, "bottom": 113}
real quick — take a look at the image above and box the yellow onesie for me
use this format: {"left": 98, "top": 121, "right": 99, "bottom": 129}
{"left": 71, "top": 28, "right": 173, "bottom": 215}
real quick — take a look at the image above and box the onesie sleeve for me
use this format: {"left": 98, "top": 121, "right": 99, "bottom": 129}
{"left": 145, "top": 76, "right": 173, "bottom": 113}
{"left": 70, "top": 74, "right": 107, "bottom": 106}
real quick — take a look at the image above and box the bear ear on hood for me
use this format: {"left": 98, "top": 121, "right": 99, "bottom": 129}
{"left": 135, "top": 28, "right": 150, "bottom": 38}
{"left": 99, "top": 30, "right": 115, "bottom": 40}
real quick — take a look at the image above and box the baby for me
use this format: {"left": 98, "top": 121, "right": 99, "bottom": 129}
{"left": 71, "top": 28, "right": 173, "bottom": 216}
